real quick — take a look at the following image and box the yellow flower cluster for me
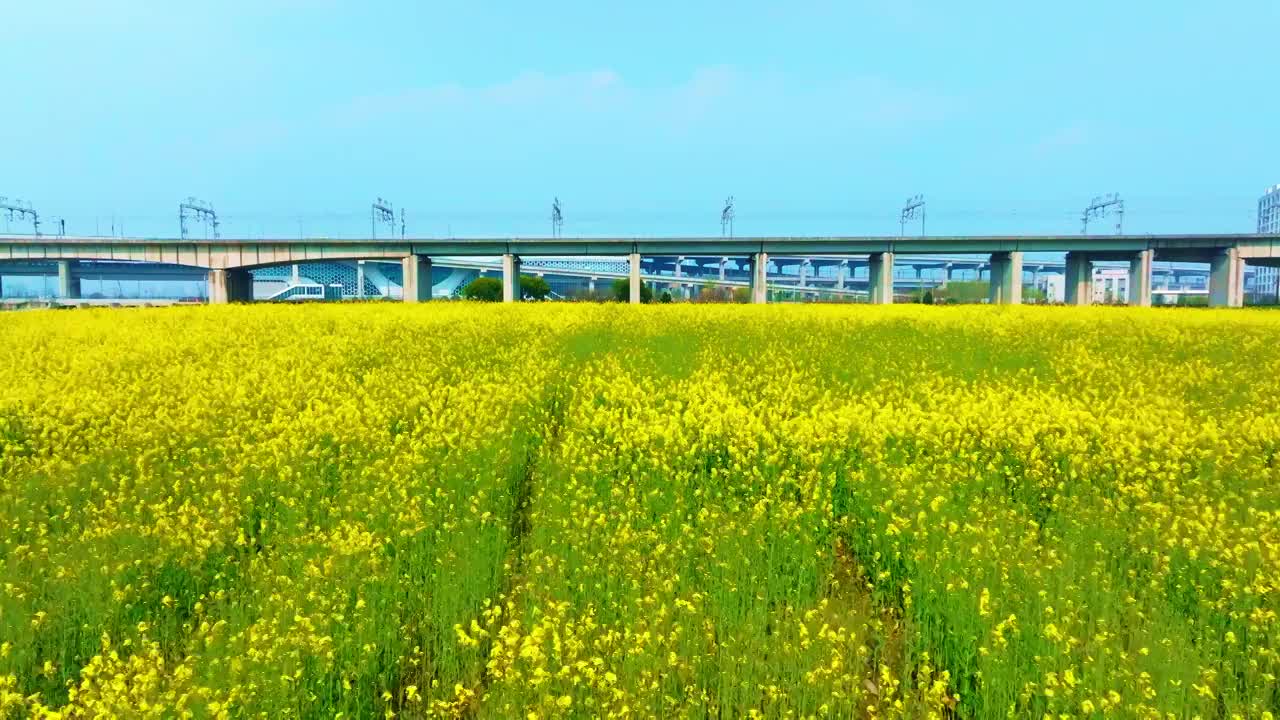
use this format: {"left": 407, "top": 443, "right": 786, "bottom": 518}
{"left": 0, "top": 303, "right": 1277, "bottom": 718}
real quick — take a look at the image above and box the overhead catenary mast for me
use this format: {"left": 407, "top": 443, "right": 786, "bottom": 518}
{"left": 551, "top": 197, "right": 564, "bottom": 238}
{"left": 371, "top": 197, "right": 396, "bottom": 239}
{"left": 1, "top": 197, "right": 41, "bottom": 236}
{"left": 901, "top": 194, "right": 925, "bottom": 237}
{"left": 721, "top": 196, "right": 735, "bottom": 238}
{"left": 1082, "top": 193, "right": 1124, "bottom": 235}
{"left": 179, "top": 197, "right": 219, "bottom": 239}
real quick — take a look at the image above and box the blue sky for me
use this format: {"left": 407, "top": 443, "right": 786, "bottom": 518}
{"left": 3, "top": 1, "right": 1278, "bottom": 238}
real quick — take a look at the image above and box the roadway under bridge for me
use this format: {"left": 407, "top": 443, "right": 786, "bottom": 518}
{"left": 2, "top": 233, "right": 1278, "bottom": 307}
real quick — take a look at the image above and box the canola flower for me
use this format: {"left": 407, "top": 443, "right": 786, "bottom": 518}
{"left": 0, "top": 303, "right": 1277, "bottom": 719}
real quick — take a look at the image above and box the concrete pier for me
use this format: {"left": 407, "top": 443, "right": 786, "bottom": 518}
{"left": 208, "top": 268, "right": 252, "bottom": 304}
{"left": 57, "top": 260, "right": 78, "bottom": 299}
{"left": 1065, "top": 252, "right": 1092, "bottom": 306}
{"left": 750, "top": 252, "right": 768, "bottom": 304}
{"left": 502, "top": 253, "right": 522, "bottom": 303}
{"left": 868, "top": 252, "right": 894, "bottom": 304}
{"left": 988, "top": 251, "right": 1023, "bottom": 305}
{"left": 836, "top": 260, "right": 847, "bottom": 291}
{"left": 629, "top": 252, "right": 641, "bottom": 304}
{"left": 401, "top": 255, "right": 432, "bottom": 303}
{"left": 1128, "top": 250, "right": 1153, "bottom": 307}
{"left": 1209, "top": 248, "right": 1243, "bottom": 308}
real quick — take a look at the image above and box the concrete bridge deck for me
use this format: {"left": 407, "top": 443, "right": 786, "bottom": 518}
{"left": 3, "top": 233, "right": 1277, "bottom": 307}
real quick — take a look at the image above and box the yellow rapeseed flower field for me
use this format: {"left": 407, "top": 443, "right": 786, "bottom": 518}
{"left": 1, "top": 303, "right": 1278, "bottom": 719}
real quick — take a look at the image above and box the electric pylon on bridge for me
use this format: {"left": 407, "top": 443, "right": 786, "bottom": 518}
{"left": 721, "top": 196, "right": 735, "bottom": 238}
{"left": 551, "top": 197, "right": 564, "bottom": 238}
{"left": 179, "top": 198, "right": 219, "bottom": 240}
{"left": 1082, "top": 193, "right": 1124, "bottom": 235}
{"left": 371, "top": 198, "right": 398, "bottom": 239}
{"left": 1, "top": 197, "right": 40, "bottom": 236}
{"left": 901, "top": 194, "right": 925, "bottom": 236}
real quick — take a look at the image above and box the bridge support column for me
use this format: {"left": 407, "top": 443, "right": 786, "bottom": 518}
{"left": 836, "top": 261, "right": 847, "bottom": 291}
{"left": 588, "top": 276, "right": 596, "bottom": 294}
{"left": 356, "top": 261, "right": 365, "bottom": 299}
{"left": 1128, "top": 250, "right": 1153, "bottom": 307}
{"left": 208, "top": 268, "right": 253, "bottom": 304}
{"left": 502, "top": 254, "right": 521, "bottom": 303}
{"left": 750, "top": 252, "right": 768, "bottom": 304}
{"left": 988, "top": 251, "right": 1023, "bottom": 305}
{"left": 401, "top": 255, "right": 432, "bottom": 302}
{"left": 1209, "top": 247, "right": 1244, "bottom": 308}
{"left": 57, "top": 260, "right": 78, "bottom": 299}
{"left": 1065, "top": 252, "right": 1092, "bottom": 306}
{"left": 628, "top": 252, "right": 641, "bottom": 304}
{"left": 868, "top": 252, "right": 894, "bottom": 304}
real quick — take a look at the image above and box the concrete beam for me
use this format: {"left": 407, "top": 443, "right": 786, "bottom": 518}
{"left": 868, "top": 252, "right": 894, "bottom": 304}
{"left": 56, "top": 260, "right": 78, "bottom": 299}
{"left": 629, "top": 252, "right": 641, "bottom": 304}
{"left": 401, "top": 255, "right": 432, "bottom": 303}
{"left": 1128, "top": 250, "right": 1152, "bottom": 307}
{"left": 1209, "top": 247, "right": 1243, "bottom": 308}
{"left": 502, "top": 253, "right": 522, "bottom": 303}
{"left": 208, "top": 268, "right": 252, "bottom": 304}
{"left": 1065, "top": 252, "right": 1092, "bottom": 306}
{"left": 988, "top": 251, "right": 1023, "bottom": 305}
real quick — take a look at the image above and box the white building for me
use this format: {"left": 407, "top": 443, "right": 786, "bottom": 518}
{"left": 1262, "top": 185, "right": 1280, "bottom": 234}
{"left": 1093, "top": 268, "right": 1128, "bottom": 304}
{"left": 1040, "top": 274, "right": 1064, "bottom": 303}
{"left": 1256, "top": 185, "right": 1280, "bottom": 301}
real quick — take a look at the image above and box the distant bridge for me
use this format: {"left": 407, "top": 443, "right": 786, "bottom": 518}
{"left": 3, "top": 233, "right": 1278, "bottom": 307}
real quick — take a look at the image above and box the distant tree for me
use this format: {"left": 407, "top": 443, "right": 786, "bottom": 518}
{"left": 611, "top": 278, "right": 653, "bottom": 303}
{"left": 931, "top": 280, "right": 989, "bottom": 304}
{"left": 462, "top": 276, "right": 502, "bottom": 302}
{"left": 693, "top": 285, "right": 734, "bottom": 303}
{"left": 921, "top": 289, "right": 935, "bottom": 305}
{"left": 732, "top": 287, "right": 752, "bottom": 304}
{"left": 659, "top": 290, "right": 673, "bottom": 304}
{"left": 521, "top": 274, "right": 551, "bottom": 301}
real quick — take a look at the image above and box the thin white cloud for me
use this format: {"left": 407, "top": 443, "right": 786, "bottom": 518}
{"left": 327, "top": 66, "right": 954, "bottom": 142}
{"left": 1032, "top": 125, "right": 1091, "bottom": 157}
